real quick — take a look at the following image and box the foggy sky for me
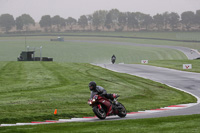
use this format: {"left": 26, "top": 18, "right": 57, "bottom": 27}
{"left": 0, "top": 0, "right": 200, "bottom": 22}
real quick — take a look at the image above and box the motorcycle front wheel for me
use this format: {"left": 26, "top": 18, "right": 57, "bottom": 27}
{"left": 117, "top": 102, "right": 127, "bottom": 118}
{"left": 93, "top": 106, "right": 106, "bottom": 119}
{"left": 112, "top": 60, "right": 115, "bottom": 64}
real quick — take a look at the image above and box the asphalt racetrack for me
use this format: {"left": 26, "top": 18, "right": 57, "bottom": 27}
{"left": 94, "top": 64, "right": 200, "bottom": 121}
{"left": 91, "top": 40, "right": 200, "bottom": 121}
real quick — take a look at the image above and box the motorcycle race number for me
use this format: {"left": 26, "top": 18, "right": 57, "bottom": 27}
{"left": 141, "top": 60, "right": 148, "bottom": 64}
{"left": 183, "top": 64, "right": 192, "bottom": 69}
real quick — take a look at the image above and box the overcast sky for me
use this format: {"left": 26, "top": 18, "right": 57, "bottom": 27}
{"left": 0, "top": 0, "right": 200, "bottom": 22}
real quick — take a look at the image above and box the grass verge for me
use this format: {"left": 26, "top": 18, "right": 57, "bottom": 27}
{"left": 1, "top": 114, "right": 200, "bottom": 133}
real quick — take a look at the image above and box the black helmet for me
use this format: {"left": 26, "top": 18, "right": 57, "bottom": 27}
{"left": 89, "top": 81, "right": 96, "bottom": 91}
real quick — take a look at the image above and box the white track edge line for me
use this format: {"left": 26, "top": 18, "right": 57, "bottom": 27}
{"left": 166, "top": 84, "right": 200, "bottom": 104}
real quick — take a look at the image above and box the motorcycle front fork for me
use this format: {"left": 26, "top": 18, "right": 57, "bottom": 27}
{"left": 113, "top": 99, "right": 119, "bottom": 105}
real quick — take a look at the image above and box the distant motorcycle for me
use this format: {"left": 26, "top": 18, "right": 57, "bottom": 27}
{"left": 88, "top": 94, "right": 127, "bottom": 119}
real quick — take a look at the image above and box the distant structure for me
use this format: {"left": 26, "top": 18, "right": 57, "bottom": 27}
{"left": 17, "top": 46, "right": 53, "bottom": 61}
{"left": 50, "top": 37, "right": 64, "bottom": 42}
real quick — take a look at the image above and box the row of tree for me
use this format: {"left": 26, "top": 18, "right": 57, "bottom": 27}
{"left": 0, "top": 14, "right": 35, "bottom": 32}
{"left": 0, "top": 9, "right": 200, "bottom": 33}
{"left": 38, "top": 9, "right": 200, "bottom": 31}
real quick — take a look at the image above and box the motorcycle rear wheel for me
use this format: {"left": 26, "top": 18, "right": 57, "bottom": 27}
{"left": 117, "top": 102, "right": 127, "bottom": 118}
{"left": 93, "top": 106, "right": 106, "bottom": 119}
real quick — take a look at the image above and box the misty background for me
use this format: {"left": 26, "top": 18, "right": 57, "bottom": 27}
{"left": 0, "top": 0, "right": 200, "bottom": 22}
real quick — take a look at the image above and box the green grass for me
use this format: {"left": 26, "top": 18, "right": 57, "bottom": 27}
{"left": 148, "top": 60, "right": 200, "bottom": 73}
{"left": 1, "top": 114, "right": 200, "bottom": 133}
{"left": 2, "top": 34, "right": 200, "bottom": 52}
{"left": 0, "top": 36, "right": 188, "bottom": 63}
{"left": 1, "top": 31, "right": 200, "bottom": 50}
{"left": 0, "top": 62, "right": 196, "bottom": 124}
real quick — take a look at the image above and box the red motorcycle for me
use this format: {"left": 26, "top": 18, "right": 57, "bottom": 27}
{"left": 88, "top": 94, "right": 127, "bottom": 119}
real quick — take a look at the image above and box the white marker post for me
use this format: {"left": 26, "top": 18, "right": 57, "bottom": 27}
{"left": 141, "top": 60, "right": 148, "bottom": 64}
{"left": 183, "top": 64, "right": 192, "bottom": 69}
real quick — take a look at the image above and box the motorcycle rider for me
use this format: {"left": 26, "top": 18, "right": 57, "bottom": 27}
{"left": 89, "top": 81, "right": 118, "bottom": 101}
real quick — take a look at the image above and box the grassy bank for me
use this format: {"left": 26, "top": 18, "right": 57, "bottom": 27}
{"left": 0, "top": 36, "right": 187, "bottom": 63}
{"left": 148, "top": 60, "right": 200, "bottom": 73}
{"left": 1, "top": 114, "right": 200, "bottom": 133}
{"left": 0, "top": 62, "right": 196, "bottom": 124}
